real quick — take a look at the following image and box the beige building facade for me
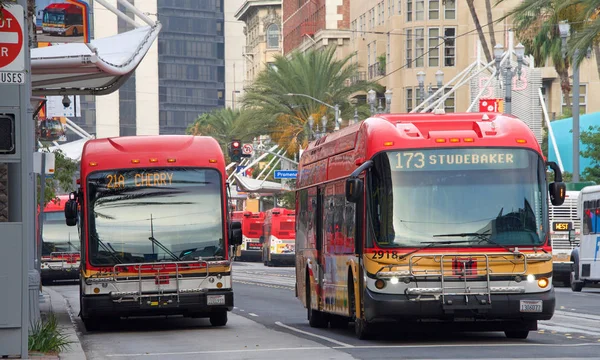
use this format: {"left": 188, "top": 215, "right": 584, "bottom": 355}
{"left": 235, "top": 0, "right": 283, "bottom": 89}
{"left": 226, "top": 0, "right": 247, "bottom": 110}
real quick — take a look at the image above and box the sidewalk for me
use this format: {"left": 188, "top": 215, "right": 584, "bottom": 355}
{"left": 39, "top": 287, "right": 86, "bottom": 360}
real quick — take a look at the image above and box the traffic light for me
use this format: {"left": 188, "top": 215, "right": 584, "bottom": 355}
{"left": 229, "top": 139, "right": 242, "bottom": 163}
{"left": 0, "top": 114, "right": 15, "bottom": 154}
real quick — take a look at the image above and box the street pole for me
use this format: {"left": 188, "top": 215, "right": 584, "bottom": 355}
{"left": 334, "top": 104, "right": 340, "bottom": 131}
{"left": 573, "top": 49, "right": 581, "bottom": 182}
{"left": 37, "top": 154, "right": 47, "bottom": 272}
{"left": 504, "top": 65, "right": 512, "bottom": 115}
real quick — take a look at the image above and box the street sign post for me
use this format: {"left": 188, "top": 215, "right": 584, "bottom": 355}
{"left": 0, "top": 5, "right": 25, "bottom": 85}
{"left": 479, "top": 98, "right": 504, "bottom": 113}
{"left": 242, "top": 143, "right": 253, "bottom": 157}
{"left": 274, "top": 170, "right": 298, "bottom": 179}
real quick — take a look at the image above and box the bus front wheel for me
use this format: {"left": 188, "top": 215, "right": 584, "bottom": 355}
{"left": 570, "top": 259, "right": 584, "bottom": 292}
{"left": 210, "top": 311, "right": 228, "bottom": 326}
{"left": 504, "top": 330, "right": 529, "bottom": 339}
{"left": 306, "top": 274, "right": 327, "bottom": 328}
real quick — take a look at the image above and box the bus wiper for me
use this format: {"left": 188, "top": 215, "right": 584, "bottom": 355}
{"left": 148, "top": 236, "right": 181, "bottom": 261}
{"left": 95, "top": 237, "right": 122, "bottom": 263}
{"left": 433, "top": 232, "right": 516, "bottom": 254}
{"left": 399, "top": 240, "right": 474, "bottom": 260}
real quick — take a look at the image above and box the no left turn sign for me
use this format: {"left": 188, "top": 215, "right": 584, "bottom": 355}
{"left": 0, "top": 5, "right": 25, "bottom": 71}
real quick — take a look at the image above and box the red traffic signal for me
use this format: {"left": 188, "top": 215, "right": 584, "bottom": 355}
{"left": 231, "top": 141, "right": 241, "bottom": 149}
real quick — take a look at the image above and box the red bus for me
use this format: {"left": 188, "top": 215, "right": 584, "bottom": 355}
{"left": 63, "top": 135, "right": 242, "bottom": 331}
{"left": 42, "top": 3, "right": 84, "bottom": 37}
{"left": 238, "top": 211, "right": 265, "bottom": 261}
{"left": 262, "top": 208, "right": 296, "bottom": 266}
{"left": 40, "top": 194, "right": 80, "bottom": 283}
{"left": 295, "top": 112, "right": 566, "bottom": 339}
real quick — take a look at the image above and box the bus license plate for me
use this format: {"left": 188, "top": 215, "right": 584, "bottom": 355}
{"left": 207, "top": 295, "right": 225, "bottom": 306}
{"left": 520, "top": 300, "right": 543, "bottom": 313}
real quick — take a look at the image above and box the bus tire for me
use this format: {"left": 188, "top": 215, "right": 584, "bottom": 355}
{"left": 209, "top": 311, "right": 228, "bottom": 326}
{"left": 504, "top": 330, "right": 529, "bottom": 339}
{"left": 570, "top": 258, "right": 584, "bottom": 292}
{"left": 354, "top": 318, "right": 372, "bottom": 340}
{"left": 82, "top": 316, "right": 103, "bottom": 332}
{"left": 306, "top": 273, "right": 327, "bottom": 328}
{"left": 72, "top": 28, "right": 79, "bottom": 36}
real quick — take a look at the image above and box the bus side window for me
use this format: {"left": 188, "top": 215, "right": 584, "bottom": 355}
{"left": 583, "top": 201, "right": 592, "bottom": 235}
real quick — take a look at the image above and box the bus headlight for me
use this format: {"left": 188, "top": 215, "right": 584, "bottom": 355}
{"left": 537, "top": 278, "right": 549, "bottom": 288}
{"left": 390, "top": 277, "right": 399, "bottom": 285}
{"left": 527, "top": 274, "right": 535, "bottom": 283}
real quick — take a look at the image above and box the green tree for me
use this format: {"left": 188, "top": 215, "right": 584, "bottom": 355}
{"left": 579, "top": 126, "right": 600, "bottom": 182}
{"left": 497, "top": 0, "right": 582, "bottom": 107}
{"left": 568, "top": 0, "right": 600, "bottom": 72}
{"left": 38, "top": 149, "right": 79, "bottom": 205}
{"left": 186, "top": 107, "right": 246, "bottom": 156}
{"left": 239, "top": 46, "right": 381, "bottom": 154}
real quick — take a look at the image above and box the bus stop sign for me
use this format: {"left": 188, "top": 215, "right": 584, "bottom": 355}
{"left": 0, "top": 5, "right": 25, "bottom": 72}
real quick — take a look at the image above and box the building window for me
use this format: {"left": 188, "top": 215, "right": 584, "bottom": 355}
{"left": 444, "top": 27, "right": 456, "bottom": 67}
{"left": 429, "top": 0, "right": 439, "bottom": 20}
{"left": 415, "top": 0, "right": 424, "bottom": 20}
{"left": 406, "top": 0, "right": 412, "bottom": 21}
{"left": 428, "top": 27, "right": 440, "bottom": 67}
{"left": 562, "top": 84, "right": 587, "bottom": 115}
{"left": 444, "top": 0, "right": 456, "bottom": 19}
{"left": 367, "top": 43, "right": 371, "bottom": 67}
{"left": 405, "top": 29, "right": 412, "bottom": 68}
{"left": 380, "top": 1, "right": 385, "bottom": 24}
{"left": 444, "top": 89, "right": 455, "bottom": 113}
{"left": 351, "top": 20, "right": 357, "bottom": 40}
{"left": 267, "top": 24, "right": 280, "bottom": 49}
{"left": 406, "top": 88, "right": 413, "bottom": 112}
{"left": 387, "top": 32, "right": 391, "bottom": 67}
{"left": 371, "top": 8, "right": 375, "bottom": 29}
{"left": 415, "top": 28, "right": 424, "bottom": 67}
{"left": 398, "top": 0, "right": 401, "bottom": 14}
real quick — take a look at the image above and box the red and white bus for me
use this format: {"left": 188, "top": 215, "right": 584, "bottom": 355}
{"left": 295, "top": 111, "right": 565, "bottom": 339}
{"left": 262, "top": 208, "right": 295, "bottom": 266}
{"left": 64, "top": 135, "right": 242, "bottom": 331}
{"left": 40, "top": 194, "right": 80, "bottom": 283}
{"left": 238, "top": 211, "right": 265, "bottom": 261}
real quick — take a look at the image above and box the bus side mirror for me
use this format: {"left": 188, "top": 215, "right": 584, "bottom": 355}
{"left": 549, "top": 182, "right": 566, "bottom": 206}
{"left": 64, "top": 199, "right": 78, "bottom": 227}
{"left": 346, "top": 178, "right": 363, "bottom": 203}
{"left": 230, "top": 221, "right": 242, "bottom": 246}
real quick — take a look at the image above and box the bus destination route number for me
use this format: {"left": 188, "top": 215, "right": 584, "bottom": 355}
{"left": 106, "top": 172, "right": 174, "bottom": 189}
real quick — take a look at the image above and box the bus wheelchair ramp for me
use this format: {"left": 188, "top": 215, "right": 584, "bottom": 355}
{"left": 109, "top": 261, "right": 210, "bottom": 307}
{"left": 408, "top": 253, "right": 527, "bottom": 313}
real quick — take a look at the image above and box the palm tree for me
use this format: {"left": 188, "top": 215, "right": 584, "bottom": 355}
{"left": 568, "top": 0, "right": 600, "bottom": 73}
{"left": 239, "top": 46, "right": 381, "bottom": 154}
{"left": 497, "top": 0, "right": 582, "bottom": 107}
{"left": 467, "top": 0, "right": 493, "bottom": 63}
{"left": 186, "top": 107, "right": 245, "bottom": 154}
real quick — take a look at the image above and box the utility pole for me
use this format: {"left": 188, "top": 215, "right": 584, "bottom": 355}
{"left": 572, "top": 49, "right": 581, "bottom": 182}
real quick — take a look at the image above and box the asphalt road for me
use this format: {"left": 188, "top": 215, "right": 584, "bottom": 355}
{"left": 49, "top": 262, "right": 600, "bottom": 359}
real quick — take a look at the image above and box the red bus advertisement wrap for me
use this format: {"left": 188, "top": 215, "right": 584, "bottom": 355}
{"left": 262, "top": 208, "right": 296, "bottom": 266}
{"left": 64, "top": 136, "right": 242, "bottom": 331}
{"left": 295, "top": 112, "right": 565, "bottom": 339}
{"left": 237, "top": 211, "right": 265, "bottom": 261}
{"left": 41, "top": 195, "right": 80, "bottom": 282}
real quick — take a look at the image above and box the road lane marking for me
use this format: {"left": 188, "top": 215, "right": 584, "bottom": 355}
{"left": 275, "top": 322, "right": 355, "bottom": 348}
{"left": 106, "top": 347, "right": 330, "bottom": 357}
{"left": 539, "top": 323, "right": 600, "bottom": 337}
{"left": 249, "top": 313, "right": 259, "bottom": 317}
{"left": 554, "top": 310, "right": 600, "bottom": 321}
{"left": 106, "top": 341, "right": 600, "bottom": 357}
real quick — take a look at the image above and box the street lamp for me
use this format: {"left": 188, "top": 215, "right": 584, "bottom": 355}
{"left": 434, "top": 70, "right": 444, "bottom": 108}
{"left": 559, "top": 21, "right": 581, "bottom": 182}
{"left": 285, "top": 93, "right": 340, "bottom": 132}
{"left": 384, "top": 89, "right": 393, "bottom": 113}
{"left": 416, "top": 71, "right": 426, "bottom": 106}
{"left": 494, "top": 43, "right": 525, "bottom": 115}
{"left": 368, "top": 89, "right": 377, "bottom": 115}
{"left": 307, "top": 115, "right": 315, "bottom": 140}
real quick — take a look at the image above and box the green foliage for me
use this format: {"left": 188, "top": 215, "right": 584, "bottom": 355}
{"left": 580, "top": 125, "right": 600, "bottom": 183}
{"left": 278, "top": 191, "right": 296, "bottom": 209}
{"left": 28, "top": 313, "right": 71, "bottom": 354}
{"left": 377, "top": 54, "right": 386, "bottom": 74}
{"left": 38, "top": 149, "right": 79, "bottom": 205}
{"left": 239, "top": 46, "right": 382, "bottom": 154}
{"left": 186, "top": 107, "right": 246, "bottom": 161}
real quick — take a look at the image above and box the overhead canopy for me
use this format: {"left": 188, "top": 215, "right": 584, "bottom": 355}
{"left": 46, "top": 138, "right": 89, "bottom": 162}
{"left": 30, "top": 24, "right": 161, "bottom": 96}
{"left": 233, "top": 174, "right": 291, "bottom": 194}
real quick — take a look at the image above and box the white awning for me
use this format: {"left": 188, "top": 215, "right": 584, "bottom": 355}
{"left": 31, "top": 24, "right": 161, "bottom": 96}
{"left": 46, "top": 138, "right": 89, "bottom": 162}
{"left": 233, "top": 174, "right": 291, "bottom": 194}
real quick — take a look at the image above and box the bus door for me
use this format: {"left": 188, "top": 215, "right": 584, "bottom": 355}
{"left": 314, "top": 186, "right": 327, "bottom": 309}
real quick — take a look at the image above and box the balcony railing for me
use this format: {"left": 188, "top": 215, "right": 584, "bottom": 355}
{"left": 345, "top": 71, "right": 367, "bottom": 86}
{"left": 368, "top": 63, "right": 385, "bottom": 79}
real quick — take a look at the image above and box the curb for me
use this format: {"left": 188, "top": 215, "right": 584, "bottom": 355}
{"left": 41, "top": 287, "right": 86, "bottom": 360}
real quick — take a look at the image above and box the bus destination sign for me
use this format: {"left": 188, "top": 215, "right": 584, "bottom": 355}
{"left": 391, "top": 149, "right": 530, "bottom": 171}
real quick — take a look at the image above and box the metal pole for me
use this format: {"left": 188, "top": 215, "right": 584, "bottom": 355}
{"left": 573, "top": 49, "right": 581, "bottom": 182}
{"left": 504, "top": 65, "right": 512, "bottom": 115}
{"left": 37, "top": 154, "right": 46, "bottom": 272}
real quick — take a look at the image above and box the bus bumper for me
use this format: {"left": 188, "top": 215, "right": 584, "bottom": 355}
{"left": 553, "top": 262, "right": 573, "bottom": 283}
{"left": 41, "top": 268, "right": 79, "bottom": 281}
{"left": 363, "top": 288, "right": 555, "bottom": 323}
{"left": 81, "top": 290, "right": 234, "bottom": 319}
{"left": 240, "top": 250, "right": 262, "bottom": 261}
{"left": 269, "top": 253, "right": 295, "bottom": 265}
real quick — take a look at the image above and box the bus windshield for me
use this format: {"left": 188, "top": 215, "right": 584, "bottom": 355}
{"left": 43, "top": 11, "right": 65, "bottom": 24}
{"left": 369, "top": 148, "right": 547, "bottom": 248}
{"left": 42, "top": 211, "right": 79, "bottom": 255}
{"left": 86, "top": 168, "right": 224, "bottom": 265}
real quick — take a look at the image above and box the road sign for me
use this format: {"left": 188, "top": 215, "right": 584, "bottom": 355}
{"left": 274, "top": 170, "right": 298, "bottom": 179}
{"left": 0, "top": 5, "right": 25, "bottom": 72}
{"left": 479, "top": 98, "right": 504, "bottom": 113}
{"left": 242, "top": 143, "right": 253, "bottom": 157}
